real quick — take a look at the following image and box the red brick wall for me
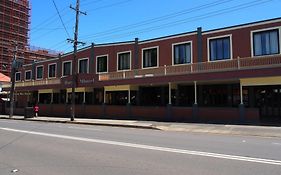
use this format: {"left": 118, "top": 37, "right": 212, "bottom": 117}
{"left": 84, "top": 105, "right": 103, "bottom": 118}
{"left": 105, "top": 105, "right": 128, "bottom": 118}
{"left": 172, "top": 107, "right": 193, "bottom": 121}
{"left": 198, "top": 107, "right": 240, "bottom": 122}
{"left": 245, "top": 108, "right": 259, "bottom": 122}
{"left": 131, "top": 106, "right": 166, "bottom": 120}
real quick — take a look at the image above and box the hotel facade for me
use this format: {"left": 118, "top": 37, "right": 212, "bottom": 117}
{"left": 4, "top": 17, "right": 281, "bottom": 123}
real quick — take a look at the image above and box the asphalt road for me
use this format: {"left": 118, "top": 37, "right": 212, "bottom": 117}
{"left": 0, "top": 119, "right": 281, "bottom": 175}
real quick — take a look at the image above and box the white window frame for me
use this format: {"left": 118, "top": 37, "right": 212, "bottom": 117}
{"left": 25, "top": 70, "right": 32, "bottom": 81}
{"left": 62, "top": 60, "right": 72, "bottom": 77}
{"left": 250, "top": 26, "right": 281, "bottom": 57}
{"left": 172, "top": 41, "right": 193, "bottom": 65}
{"left": 15, "top": 72, "right": 21, "bottom": 82}
{"left": 207, "top": 34, "right": 233, "bottom": 62}
{"left": 36, "top": 65, "right": 44, "bottom": 80}
{"left": 96, "top": 54, "right": 108, "bottom": 74}
{"left": 141, "top": 46, "right": 159, "bottom": 69}
{"left": 117, "top": 51, "right": 131, "bottom": 72}
{"left": 78, "top": 58, "right": 89, "bottom": 74}
{"left": 48, "top": 63, "right": 57, "bottom": 79}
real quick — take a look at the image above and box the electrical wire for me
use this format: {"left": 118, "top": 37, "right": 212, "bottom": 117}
{"left": 83, "top": 0, "right": 273, "bottom": 43}
{"left": 80, "top": 0, "right": 234, "bottom": 39}
{"left": 85, "top": 0, "right": 133, "bottom": 11}
{"left": 80, "top": 0, "right": 104, "bottom": 7}
{"left": 52, "top": 0, "right": 71, "bottom": 38}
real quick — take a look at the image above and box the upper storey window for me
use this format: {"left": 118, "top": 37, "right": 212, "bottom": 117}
{"left": 209, "top": 36, "right": 231, "bottom": 61}
{"left": 253, "top": 29, "right": 279, "bottom": 56}
{"left": 173, "top": 42, "right": 192, "bottom": 65}
{"left": 96, "top": 55, "right": 108, "bottom": 73}
{"left": 142, "top": 47, "right": 158, "bottom": 68}
{"left": 78, "top": 58, "right": 89, "bottom": 74}
{"left": 48, "top": 63, "right": 56, "bottom": 78}
{"left": 36, "top": 66, "right": 43, "bottom": 80}
{"left": 62, "top": 61, "right": 72, "bottom": 76}
{"left": 117, "top": 51, "right": 131, "bottom": 71}
{"left": 15, "top": 72, "right": 21, "bottom": 82}
{"left": 25, "top": 70, "right": 31, "bottom": 80}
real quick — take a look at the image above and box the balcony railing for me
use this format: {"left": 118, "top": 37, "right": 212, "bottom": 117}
{"left": 2, "top": 78, "right": 61, "bottom": 88}
{"left": 99, "top": 55, "right": 281, "bottom": 81}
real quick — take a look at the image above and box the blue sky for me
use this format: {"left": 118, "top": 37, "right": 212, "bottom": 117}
{"left": 30, "top": 0, "right": 281, "bottom": 53}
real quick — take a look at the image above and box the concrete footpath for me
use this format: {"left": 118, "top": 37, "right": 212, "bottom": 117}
{"left": 1, "top": 114, "right": 281, "bottom": 138}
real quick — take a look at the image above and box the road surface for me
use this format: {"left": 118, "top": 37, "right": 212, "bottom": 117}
{"left": 0, "top": 119, "right": 280, "bottom": 175}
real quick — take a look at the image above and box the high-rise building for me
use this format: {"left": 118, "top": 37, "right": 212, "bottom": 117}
{"left": 0, "top": 0, "right": 58, "bottom": 76}
{"left": 0, "top": 0, "right": 30, "bottom": 75}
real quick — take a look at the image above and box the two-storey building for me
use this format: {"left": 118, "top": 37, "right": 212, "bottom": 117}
{"left": 4, "top": 17, "right": 281, "bottom": 123}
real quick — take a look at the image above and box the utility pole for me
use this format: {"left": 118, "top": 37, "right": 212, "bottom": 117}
{"left": 9, "top": 42, "right": 17, "bottom": 118}
{"left": 68, "top": 0, "right": 86, "bottom": 121}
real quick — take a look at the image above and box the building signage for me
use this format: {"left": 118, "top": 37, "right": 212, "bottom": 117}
{"left": 80, "top": 78, "right": 94, "bottom": 84}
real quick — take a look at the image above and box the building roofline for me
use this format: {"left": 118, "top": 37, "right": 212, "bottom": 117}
{"left": 139, "top": 31, "right": 197, "bottom": 44}
{"left": 203, "top": 17, "right": 281, "bottom": 35}
{"left": 22, "top": 17, "right": 281, "bottom": 67}
{"left": 62, "top": 40, "right": 135, "bottom": 57}
{"left": 59, "top": 17, "right": 281, "bottom": 55}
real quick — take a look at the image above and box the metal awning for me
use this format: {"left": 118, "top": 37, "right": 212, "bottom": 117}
{"left": 240, "top": 76, "right": 281, "bottom": 86}
{"left": 66, "top": 87, "right": 93, "bottom": 93}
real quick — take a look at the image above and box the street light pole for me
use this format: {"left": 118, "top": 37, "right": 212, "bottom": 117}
{"left": 9, "top": 42, "right": 17, "bottom": 118}
{"left": 69, "top": 0, "right": 86, "bottom": 121}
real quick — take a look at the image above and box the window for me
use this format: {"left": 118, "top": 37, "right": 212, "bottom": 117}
{"left": 36, "top": 66, "right": 43, "bottom": 79}
{"left": 117, "top": 52, "right": 130, "bottom": 71}
{"left": 253, "top": 29, "right": 279, "bottom": 56}
{"left": 173, "top": 42, "right": 191, "bottom": 64}
{"left": 62, "top": 61, "right": 72, "bottom": 76}
{"left": 142, "top": 47, "right": 158, "bottom": 68}
{"left": 15, "top": 72, "right": 21, "bottom": 81}
{"left": 78, "top": 58, "right": 89, "bottom": 74}
{"left": 209, "top": 36, "right": 231, "bottom": 61}
{"left": 25, "top": 70, "right": 31, "bottom": 80}
{"left": 48, "top": 63, "right": 56, "bottom": 78}
{"left": 97, "top": 55, "right": 108, "bottom": 73}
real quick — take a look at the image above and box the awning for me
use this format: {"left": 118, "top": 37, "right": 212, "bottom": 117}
{"left": 38, "top": 89, "right": 60, "bottom": 93}
{"left": 104, "top": 85, "right": 139, "bottom": 91}
{"left": 0, "top": 73, "right": 10, "bottom": 82}
{"left": 66, "top": 87, "right": 93, "bottom": 93}
{"left": 240, "top": 76, "right": 281, "bottom": 86}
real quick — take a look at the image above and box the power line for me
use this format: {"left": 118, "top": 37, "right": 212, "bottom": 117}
{"left": 31, "top": 7, "right": 69, "bottom": 31}
{"left": 85, "top": 0, "right": 272, "bottom": 42}
{"left": 31, "top": 0, "right": 132, "bottom": 43}
{"left": 80, "top": 0, "right": 234, "bottom": 39}
{"left": 31, "top": 27, "right": 64, "bottom": 31}
{"left": 85, "top": 0, "right": 133, "bottom": 11}
{"left": 80, "top": 0, "right": 104, "bottom": 6}
{"left": 52, "top": 0, "right": 71, "bottom": 38}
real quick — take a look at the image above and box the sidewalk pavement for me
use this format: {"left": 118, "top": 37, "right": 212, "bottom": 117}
{"left": 1, "top": 115, "right": 281, "bottom": 138}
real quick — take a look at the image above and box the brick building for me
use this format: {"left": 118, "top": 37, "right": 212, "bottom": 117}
{"left": 0, "top": 0, "right": 58, "bottom": 76}
{"left": 3, "top": 17, "right": 281, "bottom": 123}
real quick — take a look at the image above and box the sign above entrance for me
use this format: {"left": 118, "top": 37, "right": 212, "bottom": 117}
{"left": 80, "top": 78, "right": 94, "bottom": 84}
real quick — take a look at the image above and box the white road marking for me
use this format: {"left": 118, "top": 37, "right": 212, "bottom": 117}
{"left": 1, "top": 127, "right": 281, "bottom": 166}
{"left": 272, "top": 142, "right": 281, "bottom": 146}
{"left": 67, "top": 126, "right": 101, "bottom": 131}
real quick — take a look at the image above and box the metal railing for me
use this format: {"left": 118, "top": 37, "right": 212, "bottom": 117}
{"left": 3, "top": 55, "right": 281, "bottom": 87}
{"left": 99, "top": 55, "right": 281, "bottom": 81}
{"left": 2, "top": 78, "right": 61, "bottom": 88}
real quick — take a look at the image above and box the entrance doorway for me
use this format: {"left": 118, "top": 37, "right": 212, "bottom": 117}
{"left": 255, "top": 86, "right": 281, "bottom": 122}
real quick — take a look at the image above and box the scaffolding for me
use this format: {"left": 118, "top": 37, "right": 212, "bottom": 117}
{"left": 0, "top": 0, "right": 30, "bottom": 75}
